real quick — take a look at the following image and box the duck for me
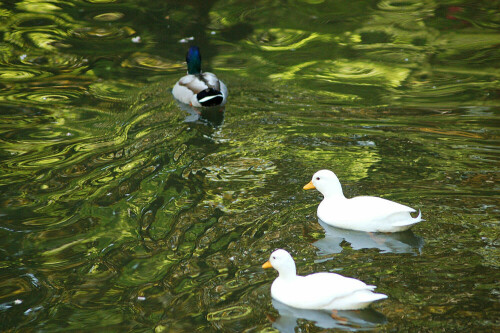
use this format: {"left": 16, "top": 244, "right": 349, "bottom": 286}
{"left": 172, "top": 46, "right": 228, "bottom": 107}
{"left": 303, "top": 169, "right": 423, "bottom": 232}
{"left": 262, "top": 249, "right": 387, "bottom": 310}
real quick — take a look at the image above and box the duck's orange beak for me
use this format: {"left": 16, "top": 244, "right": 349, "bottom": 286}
{"left": 303, "top": 181, "right": 315, "bottom": 190}
{"left": 262, "top": 261, "right": 273, "bottom": 269}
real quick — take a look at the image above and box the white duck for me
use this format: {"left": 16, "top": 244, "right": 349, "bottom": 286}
{"left": 304, "top": 169, "right": 422, "bottom": 232}
{"left": 262, "top": 249, "right": 387, "bottom": 310}
{"left": 172, "top": 46, "right": 228, "bottom": 107}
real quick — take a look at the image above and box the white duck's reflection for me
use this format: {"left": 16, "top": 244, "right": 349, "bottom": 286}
{"left": 314, "top": 219, "right": 424, "bottom": 256}
{"left": 271, "top": 299, "right": 387, "bottom": 332}
{"left": 175, "top": 100, "right": 225, "bottom": 126}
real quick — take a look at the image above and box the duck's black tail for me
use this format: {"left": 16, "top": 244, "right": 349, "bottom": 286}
{"left": 197, "top": 88, "right": 224, "bottom": 107}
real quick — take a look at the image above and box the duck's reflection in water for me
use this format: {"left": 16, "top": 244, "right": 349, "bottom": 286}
{"left": 313, "top": 219, "right": 424, "bottom": 256}
{"left": 176, "top": 100, "right": 224, "bottom": 127}
{"left": 270, "top": 299, "right": 387, "bottom": 332}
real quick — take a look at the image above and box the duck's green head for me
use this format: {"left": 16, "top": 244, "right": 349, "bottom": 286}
{"left": 186, "top": 46, "right": 201, "bottom": 74}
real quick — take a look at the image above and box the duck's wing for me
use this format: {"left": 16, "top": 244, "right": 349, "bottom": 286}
{"left": 352, "top": 196, "right": 415, "bottom": 212}
{"left": 344, "top": 196, "right": 420, "bottom": 231}
{"left": 304, "top": 273, "right": 387, "bottom": 310}
{"left": 305, "top": 273, "right": 375, "bottom": 296}
{"left": 340, "top": 196, "right": 415, "bottom": 223}
{"left": 201, "top": 72, "right": 221, "bottom": 91}
{"left": 178, "top": 75, "right": 209, "bottom": 94}
{"left": 278, "top": 273, "right": 374, "bottom": 309}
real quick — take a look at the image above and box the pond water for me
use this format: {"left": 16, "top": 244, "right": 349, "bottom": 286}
{"left": 0, "top": 0, "right": 498, "bottom": 332}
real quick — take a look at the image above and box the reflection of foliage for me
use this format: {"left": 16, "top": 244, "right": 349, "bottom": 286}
{"left": 210, "top": 0, "right": 499, "bottom": 106}
{"left": 0, "top": 0, "right": 498, "bottom": 332}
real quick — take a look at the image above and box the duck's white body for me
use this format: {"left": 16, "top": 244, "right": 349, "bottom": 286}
{"left": 305, "top": 170, "right": 422, "bottom": 233}
{"left": 263, "top": 249, "right": 387, "bottom": 311}
{"left": 172, "top": 72, "right": 228, "bottom": 107}
{"left": 318, "top": 195, "right": 422, "bottom": 233}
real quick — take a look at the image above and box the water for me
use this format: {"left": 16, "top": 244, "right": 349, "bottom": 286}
{"left": 0, "top": 0, "right": 498, "bottom": 331}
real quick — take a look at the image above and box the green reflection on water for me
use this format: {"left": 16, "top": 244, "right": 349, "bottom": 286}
{"left": 0, "top": 0, "right": 499, "bottom": 332}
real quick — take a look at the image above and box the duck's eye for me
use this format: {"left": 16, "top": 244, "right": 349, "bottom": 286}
{"left": 316, "top": 177, "right": 320, "bottom": 180}
{"left": 272, "top": 256, "right": 276, "bottom": 260}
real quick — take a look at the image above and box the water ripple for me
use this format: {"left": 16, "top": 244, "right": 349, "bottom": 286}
{"left": 121, "top": 52, "right": 184, "bottom": 71}
{"left": 377, "top": 0, "right": 426, "bottom": 11}
{"left": 207, "top": 305, "right": 252, "bottom": 321}
{"left": 89, "top": 81, "right": 135, "bottom": 102}
{"left": 0, "top": 68, "right": 50, "bottom": 82}
{"left": 93, "top": 12, "right": 125, "bottom": 22}
{"left": 71, "top": 26, "right": 134, "bottom": 40}
{"left": 0, "top": 88, "right": 84, "bottom": 105}
{"left": 248, "top": 28, "right": 332, "bottom": 51}
{"left": 0, "top": 0, "right": 498, "bottom": 332}
{"left": 18, "top": 53, "right": 89, "bottom": 70}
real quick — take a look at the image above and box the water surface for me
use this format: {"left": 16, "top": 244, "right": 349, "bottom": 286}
{"left": 0, "top": 0, "right": 498, "bottom": 332}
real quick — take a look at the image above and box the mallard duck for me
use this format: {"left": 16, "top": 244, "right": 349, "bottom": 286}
{"left": 172, "top": 46, "right": 228, "bottom": 107}
{"left": 304, "top": 169, "right": 423, "bottom": 232}
{"left": 262, "top": 249, "right": 387, "bottom": 310}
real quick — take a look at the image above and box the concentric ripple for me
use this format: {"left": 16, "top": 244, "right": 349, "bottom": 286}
{"left": 206, "top": 306, "right": 252, "bottom": 321}
{"left": 19, "top": 53, "right": 89, "bottom": 70}
{"left": 0, "top": 68, "right": 49, "bottom": 81}
{"left": 89, "top": 82, "right": 136, "bottom": 102}
{"left": 71, "top": 26, "right": 134, "bottom": 40}
{"left": 248, "top": 28, "right": 332, "bottom": 51}
{"left": 93, "top": 12, "right": 125, "bottom": 21}
{"left": 377, "top": 0, "right": 425, "bottom": 11}
{"left": 121, "top": 52, "right": 184, "bottom": 71}
{"left": 0, "top": 88, "right": 83, "bottom": 105}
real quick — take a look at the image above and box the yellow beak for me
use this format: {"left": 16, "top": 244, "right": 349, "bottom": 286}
{"left": 262, "top": 260, "right": 273, "bottom": 269}
{"left": 303, "top": 181, "right": 315, "bottom": 190}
